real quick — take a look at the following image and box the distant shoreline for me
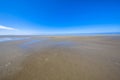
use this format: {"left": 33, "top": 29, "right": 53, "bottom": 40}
{"left": 0, "top": 32, "right": 120, "bottom": 36}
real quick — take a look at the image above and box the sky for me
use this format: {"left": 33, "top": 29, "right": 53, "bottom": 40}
{"left": 0, "top": 0, "right": 120, "bottom": 35}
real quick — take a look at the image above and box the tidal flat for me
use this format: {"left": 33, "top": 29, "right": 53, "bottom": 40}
{"left": 0, "top": 35, "right": 120, "bottom": 80}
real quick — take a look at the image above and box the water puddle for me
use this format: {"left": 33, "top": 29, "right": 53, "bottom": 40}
{"left": 0, "top": 37, "right": 30, "bottom": 42}
{"left": 54, "top": 41, "right": 77, "bottom": 47}
{"left": 20, "top": 38, "right": 48, "bottom": 49}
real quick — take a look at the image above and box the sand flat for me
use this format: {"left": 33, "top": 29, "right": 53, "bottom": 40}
{"left": 0, "top": 36, "right": 120, "bottom": 80}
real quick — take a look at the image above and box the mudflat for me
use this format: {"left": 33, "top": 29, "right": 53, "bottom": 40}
{"left": 0, "top": 36, "right": 120, "bottom": 80}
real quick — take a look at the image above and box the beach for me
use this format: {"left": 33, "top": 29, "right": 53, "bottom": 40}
{"left": 0, "top": 36, "right": 120, "bottom": 80}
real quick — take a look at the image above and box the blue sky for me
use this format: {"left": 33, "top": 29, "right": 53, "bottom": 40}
{"left": 0, "top": 0, "right": 120, "bottom": 35}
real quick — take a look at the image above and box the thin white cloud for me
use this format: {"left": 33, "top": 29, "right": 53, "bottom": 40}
{"left": 0, "top": 25, "right": 17, "bottom": 30}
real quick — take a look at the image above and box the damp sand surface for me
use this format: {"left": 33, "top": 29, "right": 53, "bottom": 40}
{"left": 0, "top": 36, "right": 120, "bottom": 80}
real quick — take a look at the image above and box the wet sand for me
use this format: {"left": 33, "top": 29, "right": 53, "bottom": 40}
{"left": 0, "top": 36, "right": 120, "bottom": 80}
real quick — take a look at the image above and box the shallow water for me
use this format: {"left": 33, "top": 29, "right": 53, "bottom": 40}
{"left": 0, "top": 37, "right": 29, "bottom": 42}
{"left": 20, "top": 39, "right": 47, "bottom": 49}
{"left": 54, "top": 41, "right": 77, "bottom": 47}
